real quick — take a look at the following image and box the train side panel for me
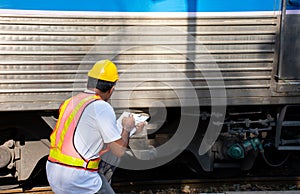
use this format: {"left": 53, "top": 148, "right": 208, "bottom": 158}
{"left": 0, "top": 11, "right": 290, "bottom": 110}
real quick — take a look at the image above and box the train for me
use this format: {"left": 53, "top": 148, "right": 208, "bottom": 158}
{"left": 0, "top": 0, "right": 300, "bottom": 183}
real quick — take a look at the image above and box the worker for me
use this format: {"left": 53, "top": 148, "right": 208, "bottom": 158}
{"left": 46, "top": 59, "right": 143, "bottom": 194}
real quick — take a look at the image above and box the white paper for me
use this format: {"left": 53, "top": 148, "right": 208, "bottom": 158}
{"left": 117, "top": 111, "right": 149, "bottom": 136}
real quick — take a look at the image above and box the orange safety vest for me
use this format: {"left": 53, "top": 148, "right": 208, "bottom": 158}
{"left": 48, "top": 92, "right": 107, "bottom": 171}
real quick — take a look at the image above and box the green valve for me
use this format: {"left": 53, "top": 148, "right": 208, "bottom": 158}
{"left": 227, "top": 143, "right": 245, "bottom": 159}
{"left": 243, "top": 138, "right": 263, "bottom": 152}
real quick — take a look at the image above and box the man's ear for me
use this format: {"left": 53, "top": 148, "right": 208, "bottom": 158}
{"left": 109, "top": 86, "right": 115, "bottom": 94}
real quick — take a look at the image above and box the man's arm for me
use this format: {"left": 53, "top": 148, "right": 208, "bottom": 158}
{"left": 108, "top": 115, "right": 135, "bottom": 157}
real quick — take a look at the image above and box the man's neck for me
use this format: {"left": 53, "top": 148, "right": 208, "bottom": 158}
{"left": 86, "top": 88, "right": 107, "bottom": 101}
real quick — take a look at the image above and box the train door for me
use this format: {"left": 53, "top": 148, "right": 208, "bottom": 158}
{"left": 277, "top": 0, "right": 300, "bottom": 92}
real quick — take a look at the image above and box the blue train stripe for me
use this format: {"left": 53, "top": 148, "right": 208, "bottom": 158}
{"left": 0, "top": 0, "right": 282, "bottom": 12}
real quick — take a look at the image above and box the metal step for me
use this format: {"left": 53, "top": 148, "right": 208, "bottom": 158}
{"left": 282, "top": 121, "right": 300, "bottom": 126}
{"left": 278, "top": 146, "right": 300, "bottom": 151}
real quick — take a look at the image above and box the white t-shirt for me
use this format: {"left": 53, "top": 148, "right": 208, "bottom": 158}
{"left": 46, "top": 91, "right": 121, "bottom": 194}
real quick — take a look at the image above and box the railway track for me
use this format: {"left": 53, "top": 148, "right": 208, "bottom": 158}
{"left": 0, "top": 187, "right": 52, "bottom": 194}
{"left": 1, "top": 176, "right": 299, "bottom": 193}
{"left": 113, "top": 176, "right": 300, "bottom": 193}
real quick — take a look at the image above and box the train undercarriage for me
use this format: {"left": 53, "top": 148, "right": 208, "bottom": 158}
{"left": 143, "top": 105, "right": 300, "bottom": 173}
{"left": 0, "top": 105, "right": 300, "bottom": 183}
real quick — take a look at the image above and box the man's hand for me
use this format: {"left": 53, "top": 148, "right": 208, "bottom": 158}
{"left": 122, "top": 115, "right": 135, "bottom": 132}
{"left": 135, "top": 121, "right": 147, "bottom": 134}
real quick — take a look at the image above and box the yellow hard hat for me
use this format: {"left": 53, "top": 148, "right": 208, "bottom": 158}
{"left": 88, "top": 60, "right": 119, "bottom": 82}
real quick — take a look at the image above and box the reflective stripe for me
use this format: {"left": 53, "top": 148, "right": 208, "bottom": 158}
{"left": 50, "top": 148, "right": 85, "bottom": 167}
{"left": 50, "top": 98, "right": 71, "bottom": 148}
{"left": 49, "top": 148, "right": 101, "bottom": 170}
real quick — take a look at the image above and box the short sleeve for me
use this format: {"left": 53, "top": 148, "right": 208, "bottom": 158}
{"left": 94, "top": 101, "right": 121, "bottom": 143}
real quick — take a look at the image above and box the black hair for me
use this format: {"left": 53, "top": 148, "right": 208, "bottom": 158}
{"left": 87, "top": 77, "right": 116, "bottom": 93}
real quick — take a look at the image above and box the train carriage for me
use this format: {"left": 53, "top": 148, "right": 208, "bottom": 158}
{"left": 0, "top": 0, "right": 299, "bottom": 182}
